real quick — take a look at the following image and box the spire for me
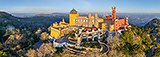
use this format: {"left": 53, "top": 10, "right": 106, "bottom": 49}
{"left": 62, "top": 19, "right": 65, "bottom": 22}
{"left": 88, "top": 13, "right": 92, "bottom": 18}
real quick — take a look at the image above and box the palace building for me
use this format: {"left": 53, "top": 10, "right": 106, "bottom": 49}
{"left": 103, "top": 6, "right": 129, "bottom": 31}
{"left": 69, "top": 9, "right": 104, "bottom": 28}
{"left": 49, "top": 6, "right": 129, "bottom": 38}
{"left": 48, "top": 19, "right": 71, "bottom": 38}
{"left": 69, "top": 6, "right": 129, "bottom": 31}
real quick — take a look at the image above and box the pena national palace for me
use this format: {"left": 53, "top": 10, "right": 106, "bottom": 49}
{"left": 45, "top": 6, "right": 130, "bottom": 54}
{"left": 48, "top": 6, "right": 129, "bottom": 39}
{"left": 44, "top": 6, "right": 129, "bottom": 53}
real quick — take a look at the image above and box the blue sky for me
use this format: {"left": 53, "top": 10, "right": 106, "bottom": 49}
{"left": 0, "top": 0, "right": 160, "bottom": 13}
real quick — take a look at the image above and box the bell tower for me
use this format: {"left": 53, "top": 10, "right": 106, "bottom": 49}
{"left": 112, "top": 6, "right": 116, "bottom": 19}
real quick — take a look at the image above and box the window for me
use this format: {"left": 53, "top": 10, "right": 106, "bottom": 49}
{"left": 116, "top": 24, "right": 118, "bottom": 26}
{"left": 86, "top": 20, "right": 88, "bottom": 22}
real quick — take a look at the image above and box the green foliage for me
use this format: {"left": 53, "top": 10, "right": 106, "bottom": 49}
{"left": 55, "top": 47, "right": 63, "bottom": 53}
{"left": 82, "top": 42, "right": 101, "bottom": 48}
{"left": 53, "top": 53, "right": 61, "bottom": 57}
{"left": 0, "top": 29, "right": 3, "bottom": 36}
{"left": 40, "top": 32, "right": 49, "bottom": 41}
{"left": 120, "top": 26, "right": 153, "bottom": 55}
{"left": 0, "top": 51, "right": 16, "bottom": 57}
{"left": 3, "top": 29, "right": 9, "bottom": 37}
{"left": 144, "top": 18, "right": 160, "bottom": 29}
{"left": 153, "top": 49, "right": 160, "bottom": 57}
{"left": 121, "top": 42, "right": 143, "bottom": 55}
{"left": 0, "top": 28, "right": 41, "bottom": 56}
{"left": 122, "top": 29, "right": 134, "bottom": 45}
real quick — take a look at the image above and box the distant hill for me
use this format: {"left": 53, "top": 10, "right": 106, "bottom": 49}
{"left": 144, "top": 18, "right": 160, "bottom": 43}
{"left": 144, "top": 18, "right": 160, "bottom": 28}
{"left": 0, "top": 11, "right": 13, "bottom": 18}
{"left": 0, "top": 11, "right": 20, "bottom": 19}
{"left": 0, "top": 11, "right": 69, "bottom": 31}
{"left": 2, "top": 11, "right": 160, "bottom": 31}
{"left": 0, "top": 11, "right": 21, "bottom": 29}
{"left": 12, "top": 13, "right": 37, "bottom": 17}
{"left": 36, "top": 13, "right": 68, "bottom": 17}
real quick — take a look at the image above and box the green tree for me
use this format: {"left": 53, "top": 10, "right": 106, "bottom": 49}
{"left": 40, "top": 32, "right": 49, "bottom": 41}
{"left": 0, "top": 51, "right": 16, "bottom": 57}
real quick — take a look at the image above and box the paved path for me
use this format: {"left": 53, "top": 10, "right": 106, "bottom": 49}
{"left": 146, "top": 47, "right": 156, "bottom": 57}
{"left": 98, "top": 41, "right": 109, "bottom": 53}
{"left": 55, "top": 35, "right": 74, "bottom": 44}
{"left": 51, "top": 33, "right": 109, "bottom": 54}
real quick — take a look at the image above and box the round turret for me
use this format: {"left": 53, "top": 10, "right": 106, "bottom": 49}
{"left": 125, "top": 17, "right": 128, "bottom": 19}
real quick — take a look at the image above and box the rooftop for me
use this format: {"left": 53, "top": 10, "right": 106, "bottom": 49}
{"left": 70, "top": 8, "right": 78, "bottom": 14}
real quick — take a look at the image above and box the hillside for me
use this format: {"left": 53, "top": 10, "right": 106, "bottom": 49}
{"left": 0, "top": 11, "right": 21, "bottom": 30}
{"left": 144, "top": 18, "right": 160, "bottom": 28}
{"left": 0, "top": 11, "right": 69, "bottom": 31}
{"left": 0, "top": 11, "right": 17, "bottom": 19}
{"left": 144, "top": 18, "right": 160, "bottom": 43}
{"left": 1, "top": 11, "right": 160, "bottom": 57}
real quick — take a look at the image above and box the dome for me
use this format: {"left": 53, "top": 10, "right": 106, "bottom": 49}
{"left": 70, "top": 8, "right": 78, "bottom": 14}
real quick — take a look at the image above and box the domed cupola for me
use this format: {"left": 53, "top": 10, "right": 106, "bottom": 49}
{"left": 70, "top": 8, "right": 78, "bottom": 14}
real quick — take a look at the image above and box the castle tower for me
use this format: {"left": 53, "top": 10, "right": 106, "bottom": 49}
{"left": 69, "top": 8, "right": 79, "bottom": 26}
{"left": 94, "top": 13, "right": 98, "bottom": 19}
{"left": 125, "top": 17, "right": 129, "bottom": 25}
{"left": 88, "top": 13, "right": 92, "bottom": 18}
{"left": 112, "top": 6, "right": 116, "bottom": 19}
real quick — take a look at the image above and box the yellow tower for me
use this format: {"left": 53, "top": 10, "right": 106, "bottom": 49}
{"left": 69, "top": 8, "right": 79, "bottom": 26}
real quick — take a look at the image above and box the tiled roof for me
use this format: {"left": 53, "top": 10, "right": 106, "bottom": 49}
{"left": 84, "top": 27, "right": 98, "bottom": 31}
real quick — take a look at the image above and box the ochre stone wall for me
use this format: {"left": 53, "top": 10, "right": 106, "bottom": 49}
{"left": 69, "top": 13, "right": 79, "bottom": 26}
